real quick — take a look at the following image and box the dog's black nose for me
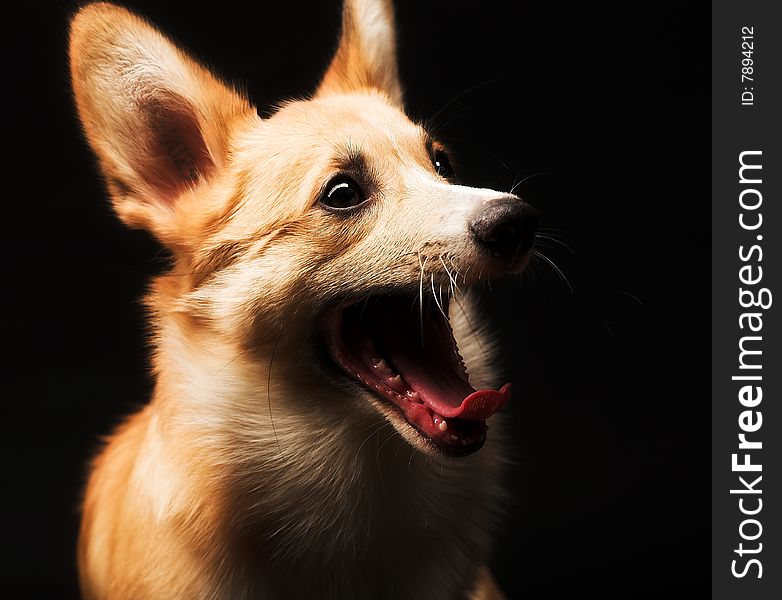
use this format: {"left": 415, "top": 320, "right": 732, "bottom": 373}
{"left": 469, "top": 197, "right": 539, "bottom": 264}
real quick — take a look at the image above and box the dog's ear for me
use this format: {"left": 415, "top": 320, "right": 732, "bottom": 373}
{"left": 69, "top": 3, "right": 254, "bottom": 241}
{"left": 317, "top": 0, "right": 402, "bottom": 105}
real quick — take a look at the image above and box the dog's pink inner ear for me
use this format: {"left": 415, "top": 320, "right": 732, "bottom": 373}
{"left": 139, "top": 98, "right": 214, "bottom": 202}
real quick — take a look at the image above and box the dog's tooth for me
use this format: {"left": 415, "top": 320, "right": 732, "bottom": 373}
{"left": 437, "top": 419, "right": 448, "bottom": 432}
{"left": 375, "top": 359, "right": 389, "bottom": 372}
{"left": 450, "top": 434, "right": 459, "bottom": 442}
{"left": 386, "top": 374, "right": 407, "bottom": 393}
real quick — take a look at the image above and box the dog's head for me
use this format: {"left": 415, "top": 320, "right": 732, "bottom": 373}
{"left": 70, "top": 0, "right": 537, "bottom": 457}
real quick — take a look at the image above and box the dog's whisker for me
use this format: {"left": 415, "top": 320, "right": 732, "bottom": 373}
{"left": 449, "top": 258, "right": 467, "bottom": 291}
{"left": 453, "top": 294, "right": 486, "bottom": 354}
{"left": 358, "top": 294, "right": 372, "bottom": 321}
{"left": 440, "top": 258, "right": 455, "bottom": 298}
{"left": 374, "top": 432, "right": 395, "bottom": 506}
{"left": 424, "top": 451, "right": 445, "bottom": 477}
{"left": 507, "top": 169, "right": 524, "bottom": 198}
{"left": 418, "top": 252, "right": 428, "bottom": 345}
{"left": 535, "top": 233, "right": 576, "bottom": 254}
{"left": 535, "top": 229, "right": 581, "bottom": 248}
{"left": 447, "top": 261, "right": 457, "bottom": 296}
{"left": 267, "top": 331, "right": 285, "bottom": 458}
{"left": 439, "top": 137, "right": 512, "bottom": 173}
{"left": 509, "top": 171, "right": 550, "bottom": 196}
{"left": 525, "top": 258, "right": 538, "bottom": 285}
{"left": 439, "top": 255, "right": 461, "bottom": 296}
{"left": 533, "top": 250, "right": 574, "bottom": 294}
{"left": 537, "top": 227, "right": 581, "bottom": 245}
{"left": 392, "top": 437, "right": 407, "bottom": 461}
{"left": 450, "top": 258, "right": 464, "bottom": 293}
{"left": 428, "top": 109, "right": 471, "bottom": 138}
{"left": 619, "top": 289, "right": 643, "bottom": 305}
{"left": 431, "top": 273, "right": 448, "bottom": 322}
{"left": 461, "top": 263, "right": 470, "bottom": 286}
{"left": 216, "top": 349, "right": 247, "bottom": 374}
{"left": 426, "top": 77, "right": 503, "bottom": 135}
{"left": 354, "top": 422, "right": 388, "bottom": 466}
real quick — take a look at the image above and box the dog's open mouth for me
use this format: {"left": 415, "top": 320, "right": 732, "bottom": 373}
{"left": 323, "top": 295, "right": 510, "bottom": 456}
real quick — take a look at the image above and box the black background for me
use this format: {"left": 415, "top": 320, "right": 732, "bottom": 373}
{"left": 3, "top": 1, "right": 710, "bottom": 598}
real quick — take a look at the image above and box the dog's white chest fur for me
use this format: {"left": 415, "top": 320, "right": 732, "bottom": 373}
{"left": 146, "top": 324, "right": 504, "bottom": 599}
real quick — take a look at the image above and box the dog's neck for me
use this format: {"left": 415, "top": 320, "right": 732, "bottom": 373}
{"left": 143, "top": 313, "right": 506, "bottom": 599}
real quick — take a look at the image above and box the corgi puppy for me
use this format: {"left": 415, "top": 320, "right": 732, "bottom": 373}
{"left": 70, "top": 1, "right": 537, "bottom": 598}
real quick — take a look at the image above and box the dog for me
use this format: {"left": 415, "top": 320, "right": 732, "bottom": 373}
{"left": 71, "top": 1, "right": 538, "bottom": 598}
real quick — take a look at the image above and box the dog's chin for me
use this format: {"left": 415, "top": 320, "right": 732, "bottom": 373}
{"left": 360, "top": 390, "right": 459, "bottom": 457}
{"left": 319, "top": 293, "right": 511, "bottom": 458}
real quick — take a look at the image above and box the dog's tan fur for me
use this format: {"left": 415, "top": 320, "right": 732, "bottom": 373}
{"left": 72, "top": 2, "right": 517, "bottom": 598}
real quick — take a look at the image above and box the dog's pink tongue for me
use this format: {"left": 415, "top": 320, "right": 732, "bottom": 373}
{"left": 389, "top": 349, "right": 511, "bottom": 421}
{"left": 445, "top": 385, "right": 512, "bottom": 420}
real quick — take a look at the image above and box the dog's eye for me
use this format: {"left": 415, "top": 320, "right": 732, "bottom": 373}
{"left": 432, "top": 149, "right": 455, "bottom": 181}
{"left": 320, "top": 178, "right": 366, "bottom": 211}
